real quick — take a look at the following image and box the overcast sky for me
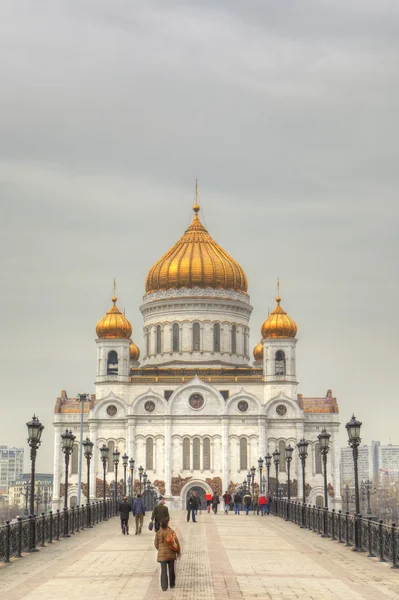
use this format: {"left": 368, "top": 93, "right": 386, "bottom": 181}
{"left": 1, "top": 1, "right": 398, "bottom": 473}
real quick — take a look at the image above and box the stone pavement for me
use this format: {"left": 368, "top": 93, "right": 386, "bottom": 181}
{"left": 1, "top": 509, "right": 399, "bottom": 599}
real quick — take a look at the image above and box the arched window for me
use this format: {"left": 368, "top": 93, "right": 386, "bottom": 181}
{"left": 193, "top": 439, "right": 200, "bottom": 470}
{"left": 71, "top": 444, "right": 79, "bottom": 474}
{"left": 156, "top": 325, "right": 161, "bottom": 354}
{"left": 279, "top": 440, "right": 286, "bottom": 472}
{"left": 316, "top": 495, "right": 324, "bottom": 508}
{"left": 146, "top": 438, "right": 154, "bottom": 470}
{"left": 315, "top": 443, "right": 322, "bottom": 474}
{"left": 275, "top": 350, "right": 286, "bottom": 375}
{"left": 108, "top": 441, "right": 115, "bottom": 472}
{"left": 107, "top": 350, "right": 118, "bottom": 375}
{"left": 172, "top": 323, "right": 180, "bottom": 352}
{"left": 231, "top": 325, "right": 237, "bottom": 354}
{"left": 183, "top": 439, "right": 190, "bottom": 470}
{"left": 192, "top": 323, "right": 200, "bottom": 351}
{"left": 240, "top": 438, "right": 247, "bottom": 470}
{"left": 203, "top": 438, "right": 211, "bottom": 470}
{"left": 243, "top": 330, "right": 248, "bottom": 356}
{"left": 213, "top": 323, "right": 221, "bottom": 352}
{"left": 70, "top": 495, "right": 78, "bottom": 508}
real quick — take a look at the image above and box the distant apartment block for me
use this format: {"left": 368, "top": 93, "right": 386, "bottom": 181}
{"left": 0, "top": 446, "right": 24, "bottom": 494}
{"left": 340, "top": 445, "right": 371, "bottom": 485}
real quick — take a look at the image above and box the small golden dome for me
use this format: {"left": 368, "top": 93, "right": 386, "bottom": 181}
{"left": 96, "top": 295, "right": 132, "bottom": 339}
{"left": 145, "top": 189, "right": 247, "bottom": 294}
{"left": 253, "top": 341, "right": 263, "bottom": 361}
{"left": 129, "top": 341, "right": 140, "bottom": 361}
{"left": 261, "top": 295, "right": 297, "bottom": 339}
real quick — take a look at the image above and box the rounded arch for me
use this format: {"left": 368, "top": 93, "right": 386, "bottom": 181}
{"left": 307, "top": 485, "right": 325, "bottom": 506}
{"left": 180, "top": 478, "right": 213, "bottom": 509}
{"left": 167, "top": 377, "right": 225, "bottom": 415}
{"left": 265, "top": 395, "right": 302, "bottom": 419}
{"left": 129, "top": 389, "right": 167, "bottom": 415}
{"left": 226, "top": 389, "right": 263, "bottom": 414}
{"left": 93, "top": 393, "right": 127, "bottom": 420}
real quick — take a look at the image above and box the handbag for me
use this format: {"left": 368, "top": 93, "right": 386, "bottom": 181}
{"left": 165, "top": 530, "right": 181, "bottom": 555}
{"left": 148, "top": 521, "right": 153, "bottom": 531}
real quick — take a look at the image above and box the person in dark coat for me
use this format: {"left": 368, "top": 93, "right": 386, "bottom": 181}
{"left": 211, "top": 493, "right": 220, "bottom": 514}
{"left": 132, "top": 493, "right": 146, "bottom": 535}
{"left": 118, "top": 496, "right": 131, "bottom": 534}
{"left": 151, "top": 497, "right": 170, "bottom": 532}
{"left": 187, "top": 492, "right": 198, "bottom": 522}
{"left": 233, "top": 492, "right": 242, "bottom": 515}
{"left": 223, "top": 491, "right": 232, "bottom": 514}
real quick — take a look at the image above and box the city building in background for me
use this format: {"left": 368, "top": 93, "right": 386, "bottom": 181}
{"left": 0, "top": 446, "right": 24, "bottom": 495}
{"left": 372, "top": 441, "right": 399, "bottom": 481}
{"left": 8, "top": 473, "right": 53, "bottom": 515}
{"left": 52, "top": 197, "right": 342, "bottom": 510}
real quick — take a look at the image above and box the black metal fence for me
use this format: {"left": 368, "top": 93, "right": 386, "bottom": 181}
{"left": 0, "top": 500, "right": 118, "bottom": 563}
{"left": 271, "top": 498, "right": 399, "bottom": 569}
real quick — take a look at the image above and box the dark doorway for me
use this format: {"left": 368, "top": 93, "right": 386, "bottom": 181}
{"left": 186, "top": 486, "right": 207, "bottom": 510}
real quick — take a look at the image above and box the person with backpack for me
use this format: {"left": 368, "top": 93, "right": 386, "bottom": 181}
{"left": 222, "top": 490, "right": 232, "bottom": 514}
{"left": 118, "top": 496, "right": 131, "bottom": 534}
{"left": 132, "top": 492, "right": 146, "bottom": 535}
{"left": 151, "top": 497, "right": 170, "bottom": 532}
{"left": 211, "top": 492, "right": 220, "bottom": 514}
{"left": 154, "top": 517, "right": 181, "bottom": 591}
{"left": 233, "top": 491, "right": 242, "bottom": 515}
{"left": 243, "top": 491, "right": 252, "bottom": 515}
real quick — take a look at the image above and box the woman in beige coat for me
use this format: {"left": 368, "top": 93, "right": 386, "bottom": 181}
{"left": 154, "top": 518, "right": 179, "bottom": 591}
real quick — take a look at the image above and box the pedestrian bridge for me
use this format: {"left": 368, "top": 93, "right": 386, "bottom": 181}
{"left": 1, "top": 510, "right": 398, "bottom": 600}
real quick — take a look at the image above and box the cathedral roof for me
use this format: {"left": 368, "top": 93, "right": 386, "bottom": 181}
{"left": 297, "top": 390, "right": 339, "bottom": 413}
{"left": 261, "top": 290, "right": 297, "bottom": 339}
{"left": 145, "top": 184, "right": 248, "bottom": 294}
{"left": 253, "top": 341, "right": 263, "bottom": 361}
{"left": 129, "top": 340, "right": 140, "bottom": 361}
{"left": 96, "top": 291, "right": 132, "bottom": 339}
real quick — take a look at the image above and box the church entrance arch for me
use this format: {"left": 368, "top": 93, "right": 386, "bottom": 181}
{"left": 180, "top": 479, "right": 211, "bottom": 510}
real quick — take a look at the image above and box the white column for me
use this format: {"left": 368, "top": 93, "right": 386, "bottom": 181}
{"left": 164, "top": 418, "right": 172, "bottom": 496}
{"left": 52, "top": 424, "right": 62, "bottom": 506}
{"left": 127, "top": 418, "right": 136, "bottom": 460}
{"left": 258, "top": 417, "right": 266, "bottom": 460}
{"left": 221, "top": 418, "right": 230, "bottom": 493}
{"left": 331, "top": 427, "right": 342, "bottom": 509}
{"left": 89, "top": 422, "right": 98, "bottom": 500}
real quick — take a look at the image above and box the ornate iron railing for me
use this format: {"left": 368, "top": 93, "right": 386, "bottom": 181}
{"left": 271, "top": 498, "right": 399, "bottom": 569}
{"left": 0, "top": 499, "right": 118, "bottom": 563}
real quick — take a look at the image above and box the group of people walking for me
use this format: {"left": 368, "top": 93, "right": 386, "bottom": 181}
{"left": 118, "top": 495, "right": 181, "bottom": 592}
{"left": 222, "top": 490, "right": 271, "bottom": 515}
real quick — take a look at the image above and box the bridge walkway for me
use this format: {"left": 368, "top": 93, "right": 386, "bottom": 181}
{"left": 1, "top": 510, "right": 398, "bottom": 599}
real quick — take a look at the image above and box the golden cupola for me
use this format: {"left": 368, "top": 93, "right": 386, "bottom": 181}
{"left": 261, "top": 293, "right": 297, "bottom": 339}
{"left": 145, "top": 189, "right": 248, "bottom": 294}
{"left": 96, "top": 295, "right": 132, "bottom": 339}
{"left": 253, "top": 341, "right": 264, "bottom": 362}
{"left": 129, "top": 340, "right": 140, "bottom": 362}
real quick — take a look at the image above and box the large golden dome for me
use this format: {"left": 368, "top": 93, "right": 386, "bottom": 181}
{"left": 145, "top": 196, "right": 248, "bottom": 294}
{"left": 96, "top": 295, "right": 132, "bottom": 339}
{"left": 261, "top": 295, "right": 297, "bottom": 339}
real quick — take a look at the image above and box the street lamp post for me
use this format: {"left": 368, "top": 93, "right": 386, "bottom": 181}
{"left": 35, "top": 482, "right": 42, "bottom": 516}
{"left": 285, "top": 444, "right": 294, "bottom": 520}
{"left": 143, "top": 471, "right": 148, "bottom": 493}
{"left": 82, "top": 437, "right": 93, "bottom": 527}
{"left": 317, "top": 428, "right": 331, "bottom": 537}
{"left": 362, "top": 480, "right": 373, "bottom": 515}
{"left": 61, "top": 429, "right": 76, "bottom": 537}
{"left": 265, "top": 454, "right": 272, "bottom": 494}
{"left": 27, "top": 414, "right": 44, "bottom": 550}
{"left": 100, "top": 444, "right": 109, "bottom": 519}
{"left": 129, "top": 458, "right": 135, "bottom": 497}
{"left": 258, "top": 457, "right": 264, "bottom": 494}
{"left": 76, "top": 393, "right": 90, "bottom": 506}
{"left": 113, "top": 449, "right": 120, "bottom": 500}
{"left": 272, "top": 449, "right": 280, "bottom": 497}
{"left": 122, "top": 453, "right": 128, "bottom": 496}
{"left": 250, "top": 465, "right": 256, "bottom": 513}
{"left": 297, "top": 438, "right": 309, "bottom": 528}
{"left": 20, "top": 482, "right": 30, "bottom": 516}
{"left": 346, "top": 414, "right": 362, "bottom": 551}
{"left": 138, "top": 466, "right": 144, "bottom": 493}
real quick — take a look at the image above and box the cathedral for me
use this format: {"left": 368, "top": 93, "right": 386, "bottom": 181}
{"left": 52, "top": 193, "right": 342, "bottom": 510}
